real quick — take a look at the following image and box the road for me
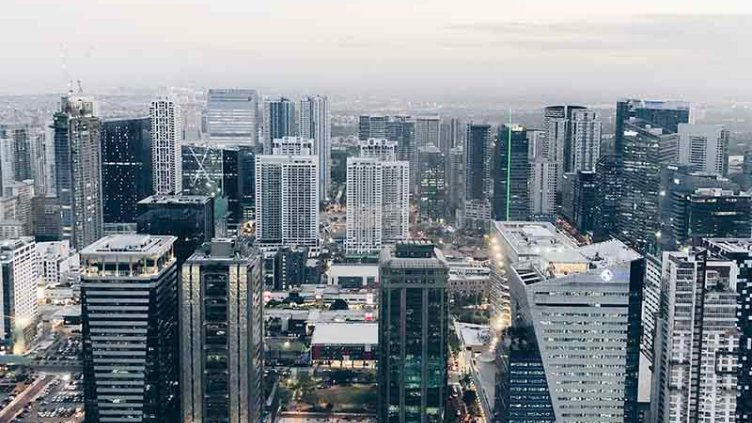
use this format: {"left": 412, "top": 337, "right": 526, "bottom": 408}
{"left": 0, "top": 375, "right": 53, "bottom": 423}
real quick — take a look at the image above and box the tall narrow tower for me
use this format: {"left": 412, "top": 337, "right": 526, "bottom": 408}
{"left": 150, "top": 96, "right": 182, "bottom": 195}
{"left": 299, "top": 95, "right": 331, "bottom": 202}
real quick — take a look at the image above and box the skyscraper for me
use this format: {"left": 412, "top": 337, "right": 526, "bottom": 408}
{"left": 417, "top": 145, "right": 447, "bottom": 222}
{"left": 205, "top": 88, "right": 259, "bottom": 145}
{"left": 299, "top": 95, "right": 331, "bottom": 202}
{"left": 378, "top": 241, "right": 449, "bottom": 422}
{"left": 181, "top": 239, "right": 264, "bottom": 423}
{"left": 255, "top": 154, "right": 318, "bottom": 247}
{"left": 493, "top": 124, "right": 530, "bottom": 221}
{"left": 464, "top": 123, "right": 493, "bottom": 203}
{"left": 358, "top": 115, "right": 388, "bottom": 140}
{"left": 136, "top": 195, "right": 214, "bottom": 264}
{"left": 52, "top": 93, "right": 103, "bottom": 249}
{"left": 677, "top": 123, "right": 729, "bottom": 176}
{"left": 101, "top": 117, "right": 153, "bottom": 224}
{"left": 262, "top": 97, "right": 296, "bottom": 152}
{"left": 150, "top": 96, "right": 182, "bottom": 195}
{"left": 615, "top": 99, "right": 690, "bottom": 165}
{"left": 346, "top": 139, "right": 409, "bottom": 255}
{"left": 492, "top": 222, "right": 644, "bottom": 423}
{"left": 0, "top": 237, "right": 38, "bottom": 355}
{"left": 415, "top": 115, "right": 441, "bottom": 148}
{"left": 81, "top": 235, "right": 180, "bottom": 423}
{"left": 561, "top": 170, "right": 598, "bottom": 234}
{"left": 650, "top": 248, "right": 739, "bottom": 423}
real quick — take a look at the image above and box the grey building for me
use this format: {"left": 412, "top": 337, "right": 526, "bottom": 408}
{"left": 206, "top": 88, "right": 259, "bottom": 145}
{"left": 378, "top": 241, "right": 449, "bottom": 423}
{"left": 262, "top": 97, "right": 296, "bottom": 153}
{"left": 181, "top": 239, "right": 264, "bottom": 423}
{"left": 80, "top": 235, "right": 180, "bottom": 423}
{"left": 417, "top": 145, "right": 447, "bottom": 222}
{"left": 52, "top": 94, "right": 103, "bottom": 250}
{"left": 299, "top": 95, "right": 331, "bottom": 202}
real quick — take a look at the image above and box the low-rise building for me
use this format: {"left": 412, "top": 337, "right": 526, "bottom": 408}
{"left": 310, "top": 322, "right": 378, "bottom": 368}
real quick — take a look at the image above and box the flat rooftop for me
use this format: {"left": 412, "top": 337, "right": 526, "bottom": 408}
{"left": 138, "top": 195, "right": 211, "bottom": 205}
{"left": 310, "top": 323, "right": 378, "bottom": 346}
{"left": 81, "top": 234, "right": 175, "bottom": 257}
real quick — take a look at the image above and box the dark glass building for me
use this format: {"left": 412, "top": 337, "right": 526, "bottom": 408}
{"left": 594, "top": 155, "right": 620, "bottom": 241}
{"left": 378, "top": 241, "right": 449, "bottom": 422}
{"left": 561, "top": 170, "right": 598, "bottom": 235}
{"left": 180, "top": 239, "right": 264, "bottom": 423}
{"left": 417, "top": 145, "right": 447, "bottom": 222}
{"left": 493, "top": 125, "right": 530, "bottom": 221}
{"left": 101, "top": 117, "right": 152, "bottom": 224}
{"left": 136, "top": 195, "right": 214, "bottom": 264}
{"left": 465, "top": 123, "right": 492, "bottom": 202}
{"left": 80, "top": 235, "right": 179, "bottom": 423}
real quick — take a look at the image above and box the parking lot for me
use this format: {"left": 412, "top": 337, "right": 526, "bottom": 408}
{"left": 5, "top": 372, "right": 84, "bottom": 423}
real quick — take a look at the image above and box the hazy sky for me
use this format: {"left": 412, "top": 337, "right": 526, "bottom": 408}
{"left": 2, "top": 0, "right": 751, "bottom": 102}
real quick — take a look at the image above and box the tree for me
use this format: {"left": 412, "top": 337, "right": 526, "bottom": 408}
{"left": 329, "top": 299, "right": 349, "bottom": 310}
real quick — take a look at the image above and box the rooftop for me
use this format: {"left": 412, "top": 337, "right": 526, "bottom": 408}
{"left": 81, "top": 234, "right": 175, "bottom": 257}
{"left": 310, "top": 322, "right": 378, "bottom": 346}
{"left": 138, "top": 194, "right": 211, "bottom": 205}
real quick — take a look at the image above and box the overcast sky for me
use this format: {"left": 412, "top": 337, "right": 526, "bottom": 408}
{"left": 2, "top": 0, "right": 751, "bottom": 102}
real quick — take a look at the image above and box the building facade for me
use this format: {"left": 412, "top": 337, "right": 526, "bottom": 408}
{"left": 205, "top": 88, "right": 259, "bottom": 145}
{"left": 0, "top": 238, "right": 39, "bottom": 354}
{"left": 80, "top": 235, "right": 180, "bottom": 423}
{"left": 493, "top": 125, "right": 530, "bottom": 221}
{"left": 677, "top": 123, "right": 729, "bottom": 176}
{"left": 150, "top": 96, "right": 182, "bottom": 195}
{"left": 299, "top": 95, "right": 331, "bottom": 202}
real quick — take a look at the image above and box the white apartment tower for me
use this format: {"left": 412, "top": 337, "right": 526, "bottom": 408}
{"left": 543, "top": 106, "right": 601, "bottom": 190}
{"left": 150, "top": 96, "right": 182, "bottom": 194}
{"left": 650, "top": 249, "right": 739, "bottom": 423}
{"left": 570, "top": 109, "right": 602, "bottom": 172}
{"left": 0, "top": 238, "right": 39, "bottom": 354}
{"left": 255, "top": 154, "right": 319, "bottom": 247}
{"left": 299, "top": 96, "right": 331, "bottom": 202}
{"left": 346, "top": 139, "right": 409, "bottom": 255}
{"left": 678, "top": 123, "right": 730, "bottom": 176}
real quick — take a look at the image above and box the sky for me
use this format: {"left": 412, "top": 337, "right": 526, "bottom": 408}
{"left": 1, "top": 0, "right": 751, "bottom": 103}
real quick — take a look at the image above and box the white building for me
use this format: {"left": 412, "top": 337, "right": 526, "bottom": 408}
{"left": 299, "top": 96, "right": 331, "bottom": 202}
{"left": 529, "top": 160, "right": 557, "bottom": 220}
{"left": 35, "top": 240, "right": 79, "bottom": 287}
{"left": 327, "top": 263, "right": 379, "bottom": 288}
{"left": 150, "top": 96, "right": 182, "bottom": 195}
{"left": 492, "top": 221, "right": 644, "bottom": 422}
{"left": 205, "top": 88, "right": 259, "bottom": 145}
{"left": 678, "top": 123, "right": 729, "bottom": 176}
{"left": 543, "top": 106, "right": 601, "bottom": 191}
{"left": 0, "top": 237, "right": 39, "bottom": 354}
{"left": 346, "top": 139, "right": 409, "bottom": 255}
{"left": 650, "top": 249, "right": 739, "bottom": 423}
{"left": 255, "top": 155, "right": 319, "bottom": 247}
{"left": 570, "top": 109, "right": 602, "bottom": 172}
{"left": 359, "top": 138, "right": 397, "bottom": 161}
{"left": 272, "top": 136, "right": 314, "bottom": 156}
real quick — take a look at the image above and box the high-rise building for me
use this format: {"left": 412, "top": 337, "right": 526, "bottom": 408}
{"left": 569, "top": 109, "right": 602, "bottom": 172}
{"left": 269, "top": 245, "right": 309, "bottom": 290}
{"left": 439, "top": 117, "right": 462, "bottom": 156}
{"left": 358, "top": 115, "right": 388, "bottom": 140}
{"left": 150, "top": 96, "right": 182, "bottom": 195}
{"left": 743, "top": 150, "right": 752, "bottom": 191}
{"left": 181, "top": 142, "right": 241, "bottom": 234}
{"left": 181, "top": 239, "right": 264, "bottom": 423}
{"left": 492, "top": 222, "right": 644, "bottom": 423}
{"left": 0, "top": 125, "right": 33, "bottom": 183}
{"left": 136, "top": 195, "right": 214, "bottom": 264}
{"left": 594, "top": 154, "right": 620, "bottom": 241}
{"left": 81, "top": 235, "right": 179, "bottom": 423}
{"left": 658, "top": 167, "right": 751, "bottom": 250}
{"left": 262, "top": 97, "right": 296, "bottom": 153}
{"left": 493, "top": 124, "right": 530, "bottom": 221}
{"left": 52, "top": 94, "right": 103, "bottom": 250}
{"left": 561, "top": 170, "right": 598, "bottom": 235}
{"left": 271, "top": 136, "right": 314, "bottom": 156}
{"left": 205, "top": 88, "right": 259, "bottom": 145}
{"left": 417, "top": 145, "right": 447, "bottom": 222}
{"left": 299, "top": 95, "right": 331, "bottom": 202}
{"left": 701, "top": 239, "right": 752, "bottom": 421}
{"left": 415, "top": 115, "right": 441, "bottom": 148}
{"left": 0, "top": 238, "right": 39, "bottom": 354}
{"left": 464, "top": 123, "right": 493, "bottom": 203}
{"left": 255, "top": 155, "right": 318, "bottom": 247}
{"left": 101, "top": 117, "right": 153, "bottom": 224}
{"left": 346, "top": 140, "right": 409, "bottom": 255}
{"left": 615, "top": 99, "right": 690, "bottom": 164}
{"left": 677, "top": 123, "right": 729, "bottom": 176}
{"left": 650, "top": 248, "right": 739, "bottom": 423}
{"left": 617, "top": 119, "right": 680, "bottom": 253}
{"left": 378, "top": 241, "right": 449, "bottom": 422}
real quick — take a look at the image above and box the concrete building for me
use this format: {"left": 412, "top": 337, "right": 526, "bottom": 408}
{"left": 0, "top": 238, "right": 39, "bottom": 354}
{"left": 35, "top": 240, "right": 79, "bottom": 287}
{"left": 327, "top": 263, "right": 379, "bottom": 288}
{"left": 80, "top": 235, "right": 180, "bottom": 423}
{"left": 271, "top": 136, "right": 314, "bottom": 156}
{"left": 415, "top": 115, "right": 441, "bottom": 148}
{"left": 205, "top": 88, "right": 259, "bottom": 145}
{"left": 150, "top": 96, "right": 182, "bottom": 195}
{"left": 491, "top": 222, "right": 644, "bottom": 423}
{"left": 262, "top": 97, "right": 296, "bottom": 153}
{"left": 378, "top": 241, "right": 449, "bottom": 423}
{"left": 346, "top": 140, "right": 409, "bottom": 255}
{"left": 52, "top": 94, "right": 103, "bottom": 249}
{"left": 181, "top": 239, "right": 264, "bottom": 423}
{"left": 677, "top": 123, "right": 729, "bottom": 176}
{"left": 255, "top": 155, "right": 318, "bottom": 247}
{"left": 311, "top": 322, "right": 378, "bottom": 368}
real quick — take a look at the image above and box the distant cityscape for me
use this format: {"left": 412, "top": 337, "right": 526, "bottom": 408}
{"left": 0, "top": 84, "right": 750, "bottom": 423}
